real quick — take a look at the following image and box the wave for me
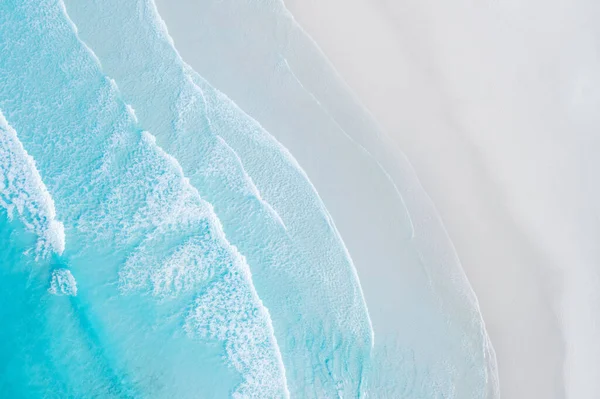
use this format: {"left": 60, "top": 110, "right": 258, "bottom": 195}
{"left": 0, "top": 2, "right": 290, "bottom": 396}
{"left": 0, "top": 110, "right": 66, "bottom": 258}
{"left": 56, "top": 0, "right": 376, "bottom": 395}
{"left": 138, "top": 0, "right": 500, "bottom": 394}
{"left": 212, "top": 135, "right": 286, "bottom": 230}
{"left": 48, "top": 268, "right": 78, "bottom": 296}
{"left": 105, "top": 131, "right": 291, "bottom": 398}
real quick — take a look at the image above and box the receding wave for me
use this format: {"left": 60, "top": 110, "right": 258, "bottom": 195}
{"left": 0, "top": 110, "right": 65, "bottom": 258}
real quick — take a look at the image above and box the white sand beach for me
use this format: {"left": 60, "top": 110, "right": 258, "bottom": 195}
{"left": 281, "top": 0, "right": 600, "bottom": 398}
{"left": 154, "top": 0, "right": 600, "bottom": 397}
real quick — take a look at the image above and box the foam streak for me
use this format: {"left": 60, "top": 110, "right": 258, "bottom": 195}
{"left": 0, "top": 110, "right": 66, "bottom": 257}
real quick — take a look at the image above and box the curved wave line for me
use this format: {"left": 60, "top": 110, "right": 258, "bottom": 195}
{"left": 277, "top": 2, "right": 499, "bottom": 393}
{"left": 147, "top": 0, "right": 375, "bottom": 348}
{"left": 280, "top": 56, "right": 416, "bottom": 239}
{"left": 0, "top": 110, "right": 66, "bottom": 258}
{"left": 55, "top": 2, "right": 291, "bottom": 395}
{"left": 215, "top": 135, "right": 287, "bottom": 230}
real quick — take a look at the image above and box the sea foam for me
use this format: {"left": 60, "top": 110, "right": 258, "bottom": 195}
{"left": 48, "top": 268, "right": 78, "bottom": 296}
{"left": 1, "top": 1, "right": 290, "bottom": 395}
{"left": 58, "top": 0, "right": 375, "bottom": 394}
{"left": 144, "top": 0, "right": 500, "bottom": 395}
{"left": 0, "top": 110, "right": 65, "bottom": 258}
{"left": 111, "top": 131, "right": 290, "bottom": 398}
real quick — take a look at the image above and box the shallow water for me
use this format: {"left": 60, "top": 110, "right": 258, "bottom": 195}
{"left": 0, "top": 0, "right": 497, "bottom": 397}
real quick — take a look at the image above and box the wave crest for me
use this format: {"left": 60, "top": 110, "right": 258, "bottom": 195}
{"left": 0, "top": 110, "right": 66, "bottom": 258}
{"left": 48, "top": 268, "right": 78, "bottom": 296}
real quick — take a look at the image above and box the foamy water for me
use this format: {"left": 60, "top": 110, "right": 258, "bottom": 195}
{"left": 0, "top": 0, "right": 497, "bottom": 397}
{"left": 0, "top": 111, "right": 65, "bottom": 258}
{"left": 48, "top": 268, "right": 78, "bottom": 296}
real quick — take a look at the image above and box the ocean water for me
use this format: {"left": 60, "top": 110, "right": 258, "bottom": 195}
{"left": 0, "top": 0, "right": 497, "bottom": 398}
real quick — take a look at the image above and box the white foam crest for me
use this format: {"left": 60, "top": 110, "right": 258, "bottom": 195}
{"left": 93, "top": 131, "right": 211, "bottom": 241}
{"left": 144, "top": 131, "right": 289, "bottom": 396}
{"left": 183, "top": 64, "right": 375, "bottom": 346}
{"left": 210, "top": 135, "right": 286, "bottom": 229}
{"left": 125, "top": 104, "right": 138, "bottom": 124}
{"left": 48, "top": 268, "right": 78, "bottom": 296}
{"left": 152, "top": 238, "right": 214, "bottom": 295}
{"left": 65, "top": 0, "right": 360, "bottom": 389}
{"left": 139, "top": 0, "right": 176, "bottom": 48}
{"left": 134, "top": 132, "right": 212, "bottom": 229}
{"left": 172, "top": 79, "right": 286, "bottom": 231}
{"left": 121, "top": 235, "right": 215, "bottom": 298}
{"left": 164, "top": 17, "right": 285, "bottom": 234}
{"left": 0, "top": 110, "right": 66, "bottom": 257}
{"left": 58, "top": 0, "right": 103, "bottom": 68}
{"left": 139, "top": 0, "right": 372, "bottom": 332}
{"left": 112, "top": 130, "right": 289, "bottom": 397}
{"left": 185, "top": 268, "right": 289, "bottom": 399}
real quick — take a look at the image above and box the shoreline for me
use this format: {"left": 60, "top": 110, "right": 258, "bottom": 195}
{"left": 154, "top": 0, "right": 499, "bottom": 395}
{"left": 282, "top": 0, "right": 600, "bottom": 397}
{"left": 279, "top": 0, "right": 565, "bottom": 396}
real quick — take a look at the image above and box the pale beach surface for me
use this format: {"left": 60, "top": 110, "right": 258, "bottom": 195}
{"left": 280, "top": 0, "right": 600, "bottom": 398}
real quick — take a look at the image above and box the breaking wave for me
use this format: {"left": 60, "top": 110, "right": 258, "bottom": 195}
{"left": 0, "top": 110, "right": 65, "bottom": 258}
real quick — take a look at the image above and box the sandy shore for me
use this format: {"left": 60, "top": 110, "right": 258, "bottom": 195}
{"left": 282, "top": 0, "right": 600, "bottom": 398}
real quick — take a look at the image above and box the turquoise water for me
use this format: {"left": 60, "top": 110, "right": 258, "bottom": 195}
{"left": 0, "top": 0, "right": 498, "bottom": 397}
